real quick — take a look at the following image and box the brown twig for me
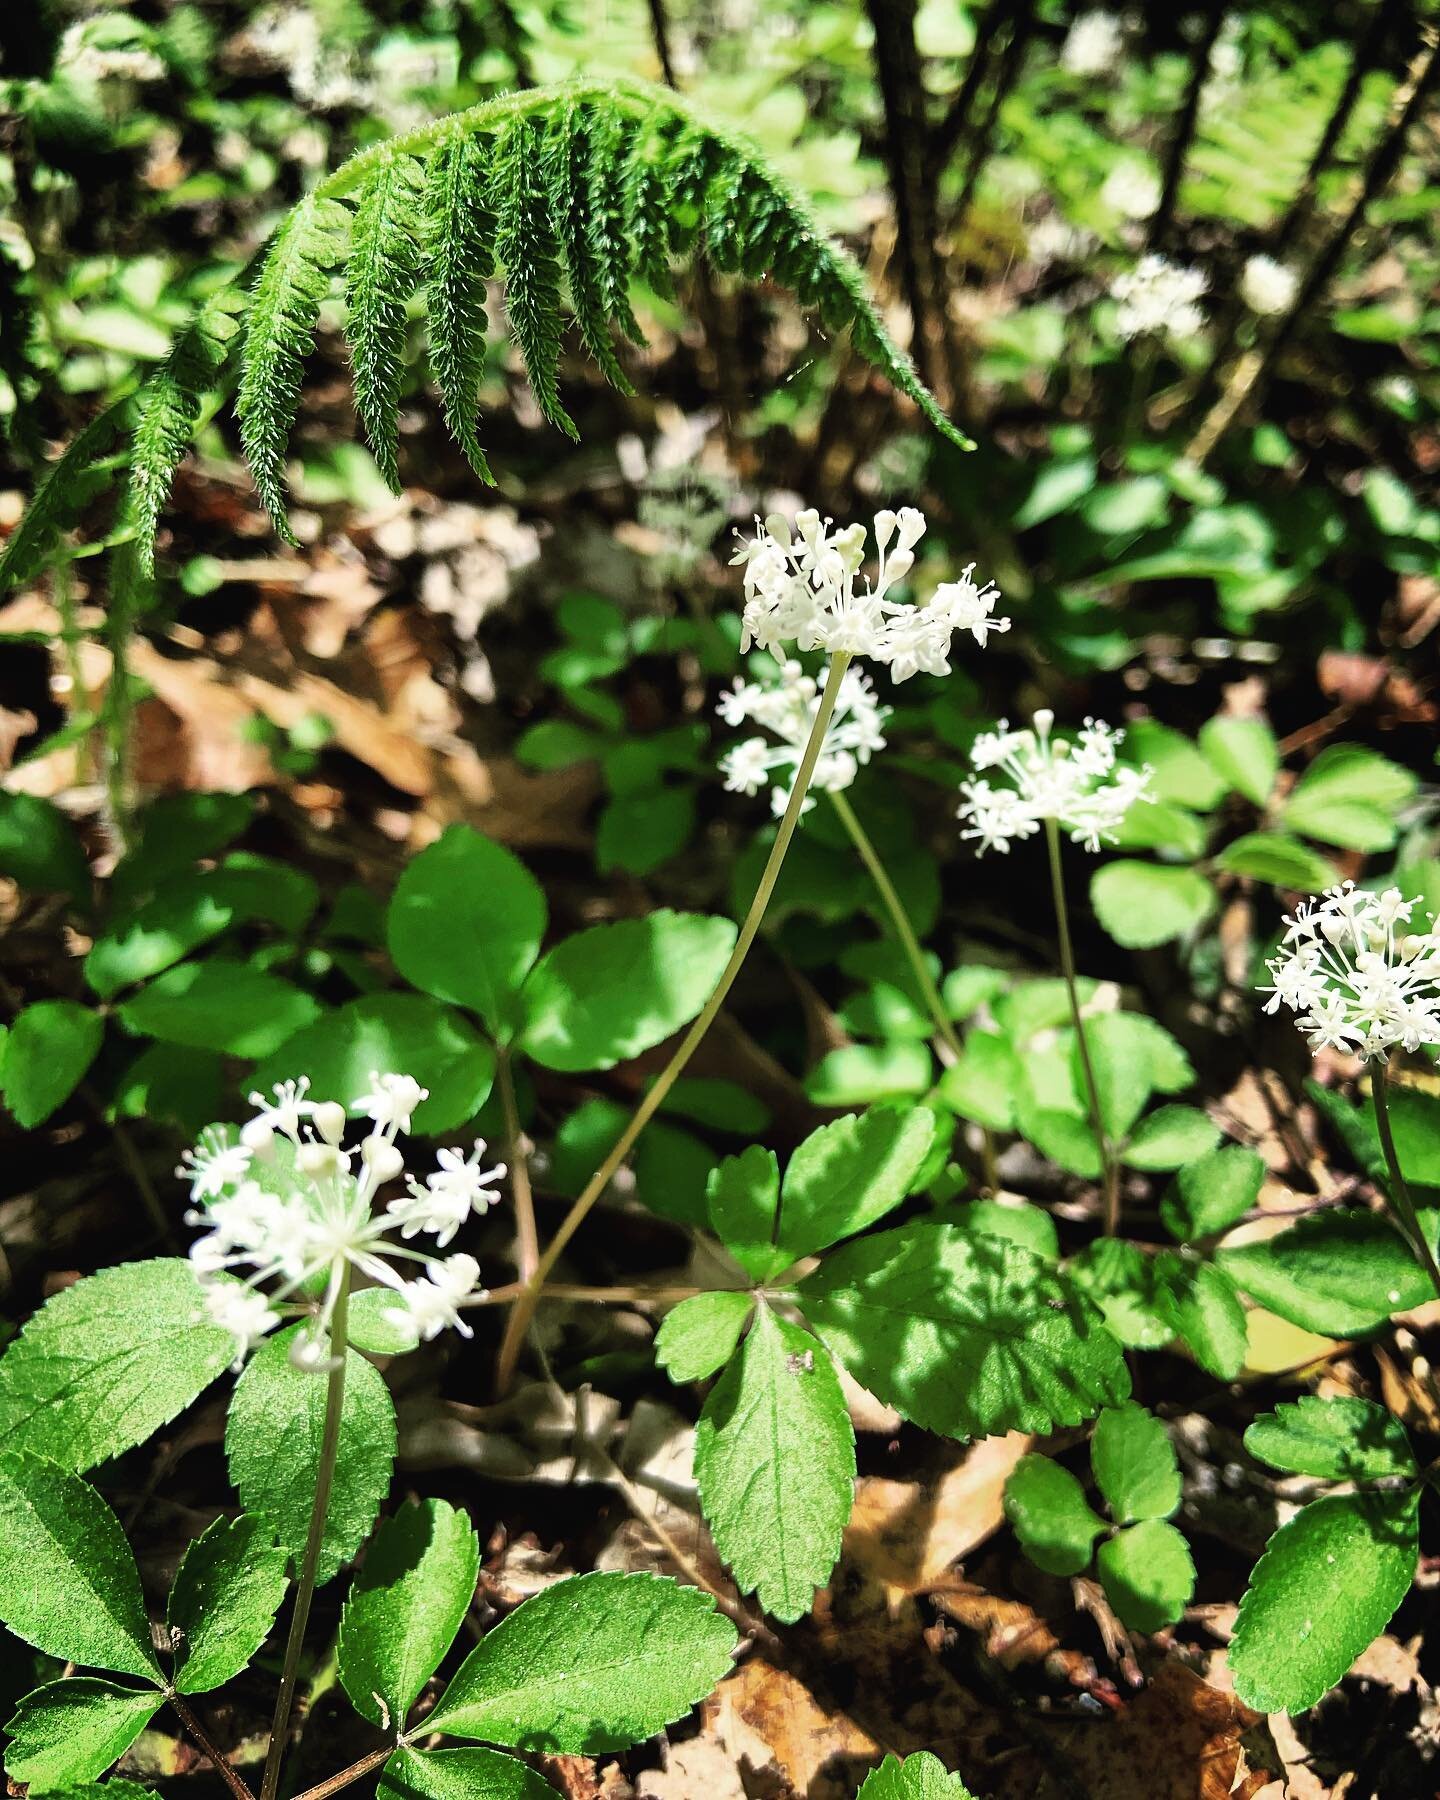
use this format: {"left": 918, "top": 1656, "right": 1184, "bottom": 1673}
{"left": 288, "top": 1743, "right": 395, "bottom": 1800}
{"left": 168, "top": 1692, "right": 258, "bottom": 1800}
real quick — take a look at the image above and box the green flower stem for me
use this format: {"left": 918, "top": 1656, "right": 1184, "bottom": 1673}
{"left": 827, "top": 788, "right": 963, "bottom": 1060}
{"left": 495, "top": 652, "right": 854, "bottom": 1392}
{"left": 1371, "top": 1070, "right": 1440, "bottom": 1300}
{"left": 1044, "top": 818, "right": 1119, "bottom": 1235}
{"left": 496, "top": 1046, "right": 538, "bottom": 1284}
{"left": 260, "top": 1267, "right": 353, "bottom": 1800}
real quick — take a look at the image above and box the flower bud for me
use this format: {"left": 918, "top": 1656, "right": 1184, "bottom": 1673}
{"left": 362, "top": 1138, "right": 405, "bottom": 1184}
{"left": 313, "top": 1101, "right": 348, "bottom": 1146}
{"left": 241, "top": 1118, "right": 277, "bottom": 1160}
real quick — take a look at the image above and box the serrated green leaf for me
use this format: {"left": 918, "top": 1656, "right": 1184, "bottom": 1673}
{"left": 427, "top": 1570, "right": 736, "bottom": 1752}
{"left": 519, "top": 911, "right": 736, "bottom": 1073}
{"left": 1003, "top": 1455, "right": 1105, "bottom": 1576}
{"left": 0, "top": 1455, "right": 161, "bottom": 1679}
{"left": 1090, "top": 861, "right": 1216, "bottom": 950}
{"left": 1091, "top": 1404, "right": 1180, "bottom": 1523}
{"left": 1218, "top": 1209, "right": 1433, "bottom": 1336}
{"left": 1160, "top": 1145, "right": 1264, "bottom": 1242}
{"left": 1244, "top": 1397, "right": 1415, "bottom": 1482}
{"left": 1213, "top": 832, "right": 1338, "bottom": 892}
{"left": 1229, "top": 1489, "right": 1419, "bottom": 1713}
{"left": 706, "top": 1145, "right": 784, "bottom": 1281}
{"left": 1097, "top": 1519, "right": 1194, "bottom": 1634}
{"left": 1284, "top": 746, "right": 1416, "bottom": 853}
{"left": 1123, "top": 1105, "right": 1221, "bottom": 1171}
{"left": 4, "top": 1679, "right": 161, "bottom": 1791}
{"left": 1, "top": 999, "right": 103, "bottom": 1127}
{"left": 226, "top": 1326, "right": 396, "bottom": 1585}
{"left": 339, "top": 1498, "right": 479, "bottom": 1727}
{"left": 387, "top": 827, "right": 546, "bottom": 1039}
{"left": 379, "top": 1745, "right": 559, "bottom": 1800}
{"left": 797, "top": 1222, "right": 1130, "bottom": 1438}
{"left": 1016, "top": 1099, "right": 1103, "bottom": 1179}
{"left": 110, "top": 793, "right": 254, "bottom": 910}
{"left": 117, "top": 958, "right": 321, "bottom": 1059}
{"left": 936, "top": 1031, "right": 1020, "bottom": 1131}
{"left": 250, "top": 993, "right": 495, "bottom": 1134}
{"left": 695, "top": 1307, "right": 854, "bottom": 1622}
{"left": 952, "top": 1198, "right": 1060, "bottom": 1262}
{"left": 778, "top": 1105, "right": 934, "bottom": 1264}
{"left": 654, "top": 1292, "right": 754, "bottom": 1384}
{"left": 168, "top": 1515, "right": 288, "bottom": 1695}
{"left": 1067, "top": 1240, "right": 1174, "bottom": 1350}
{"left": 0, "top": 1259, "right": 234, "bottom": 1470}
{"left": 855, "top": 1751, "right": 977, "bottom": 1797}
{"left": 1122, "top": 722, "right": 1227, "bottom": 811}
{"left": 1155, "top": 1255, "right": 1248, "bottom": 1379}
{"left": 347, "top": 1286, "right": 421, "bottom": 1356}
{"left": 1082, "top": 1013, "right": 1159, "bottom": 1140}
{"left": 1199, "top": 716, "right": 1279, "bottom": 807}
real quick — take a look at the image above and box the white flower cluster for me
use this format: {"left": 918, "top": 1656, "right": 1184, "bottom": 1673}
{"left": 247, "top": 6, "right": 370, "bottom": 109}
{"left": 58, "top": 21, "right": 165, "bottom": 85}
{"left": 957, "top": 709, "right": 1152, "bottom": 854}
{"left": 1260, "top": 883, "right": 1440, "bottom": 1060}
{"left": 181, "top": 1075, "right": 505, "bottom": 1366}
{"left": 731, "top": 508, "right": 1009, "bottom": 679}
{"left": 717, "top": 657, "right": 889, "bottom": 817}
{"left": 1101, "top": 163, "right": 1161, "bottom": 223}
{"left": 1239, "top": 254, "right": 1298, "bottom": 317}
{"left": 1112, "top": 255, "right": 1208, "bottom": 341}
{"left": 1061, "top": 11, "right": 1124, "bottom": 75}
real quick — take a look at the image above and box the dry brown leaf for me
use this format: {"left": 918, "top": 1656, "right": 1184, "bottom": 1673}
{"left": 712, "top": 1656, "right": 881, "bottom": 1800}
{"left": 844, "top": 1433, "right": 1030, "bottom": 1605}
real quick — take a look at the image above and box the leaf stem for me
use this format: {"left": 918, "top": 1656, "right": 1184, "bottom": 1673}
{"left": 260, "top": 1267, "right": 353, "bottom": 1800}
{"left": 828, "top": 788, "right": 962, "bottom": 1059}
{"left": 168, "top": 1691, "right": 258, "bottom": 1800}
{"left": 1044, "top": 818, "right": 1117, "bottom": 1234}
{"left": 494, "top": 652, "right": 854, "bottom": 1391}
{"left": 288, "top": 1743, "right": 394, "bottom": 1800}
{"left": 496, "top": 1046, "right": 537, "bottom": 1284}
{"left": 1371, "top": 1069, "right": 1440, "bottom": 1299}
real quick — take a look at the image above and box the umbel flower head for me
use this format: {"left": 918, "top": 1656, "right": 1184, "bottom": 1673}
{"left": 717, "top": 656, "right": 889, "bottom": 817}
{"left": 730, "top": 507, "right": 1008, "bottom": 677}
{"left": 179, "top": 1074, "right": 505, "bottom": 1366}
{"left": 1112, "top": 255, "right": 1208, "bottom": 341}
{"left": 957, "top": 709, "right": 1152, "bottom": 855}
{"left": 1260, "top": 882, "right": 1440, "bottom": 1060}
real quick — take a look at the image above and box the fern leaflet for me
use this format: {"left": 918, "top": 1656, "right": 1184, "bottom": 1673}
{"left": 493, "top": 115, "right": 578, "bottom": 440}
{"left": 546, "top": 101, "right": 633, "bottom": 396}
{"left": 423, "top": 129, "right": 497, "bottom": 483}
{"left": 585, "top": 107, "right": 644, "bottom": 344}
{"left": 346, "top": 154, "right": 426, "bottom": 492}
{"left": 0, "top": 398, "right": 130, "bottom": 597}
{"left": 237, "top": 193, "right": 350, "bottom": 540}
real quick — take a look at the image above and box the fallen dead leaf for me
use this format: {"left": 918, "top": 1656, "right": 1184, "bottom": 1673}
{"left": 712, "top": 1656, "right": 881, "bottom": 1800}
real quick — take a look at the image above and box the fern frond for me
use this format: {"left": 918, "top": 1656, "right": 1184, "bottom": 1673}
{"left": 346, "top": 154, "right": 426, "bottom": 492}
{"left": 585, "top": 107, "right": 644, "bottom": 344}
{"left": 493, "top": 115, "right": 578, "bottom": 441}
{"left": 662, "top": 125, "right": 723, "bottom": 258}
{"left": 237, "top": 193, "right": 350, "bottom": 540}
{"left": 424, "top": 130, "right": 497, "bottom": 483}
{"left": 127, "top": 292, "right": 246, "bottom": 576}
{"left": 545, "top": 101, "right": 632, "bottom": 396}
{"left": 0, "top": 398, "right": 130, "bottom": 598}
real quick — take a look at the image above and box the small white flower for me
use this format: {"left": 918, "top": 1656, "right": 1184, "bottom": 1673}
{"left": 728, "top": 507, "right": 1007, "bottom": 675}
{"left": 355, "top": 1072, "right": 428, "bottom": 1134}
{"left": 1260, "top": 883, "right": 1440, "bottom": 1062}
{"left": 182, "top": 1077, "right": 502, "bottom": 1366}
{"left": 716, "top": 656, "right": 890, "bottom": 816}
{"left": 387, "top": 1254, "right": 484, "bottom": 1341}
{"left": 1239, "top": 254, "right": 1298, "bottom": 317}
{"left": 387, "top": 1141, "right": 506, "bottom": 1248}
{"left": 1028, "top": 214, "right": 1097, "bottom": 267}
{"left": 1061, "top": 11, "right": 1123, "bottom": 75}
{"left": 958, "top": 709, "right": 1153, "bottom": 855}
{"left": 1101, "top": 163, "right": 1161, "bottom": 222}
{"left": 1112, "top": 255, "right": 1208, "bottom": 341}
{"left": 177, "top": 1128, "right": 253, "bottom": 1201}
{"left": 203, "top": 1284, "right": 281, "bottom": 1369}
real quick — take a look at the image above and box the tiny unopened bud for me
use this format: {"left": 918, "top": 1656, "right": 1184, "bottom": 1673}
{"left": 298, "top": 1142, "right": 340, "bottom": 1176}
{"left": 362, "top": 1138, "right": 405, "bottom": 1184}
{"left": 241, "top": 1118, "right": 276, "bottom": 1159}
{"left": 313, "top": 1101, "right": 348, "bottom": 1146}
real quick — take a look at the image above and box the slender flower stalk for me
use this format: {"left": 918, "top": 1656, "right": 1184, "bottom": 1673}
{"left": 495, "top": 650, "right": 854, "bottom": 1390}
{"left": 259, "top": 1267, "right": 351, "bottom": 1800}
{"left": 1372, "top": 1073, "right": 1440, "bottom": 1299}
{"left": 1046, "top": 818, "right": 1119, "bottom": 1234}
